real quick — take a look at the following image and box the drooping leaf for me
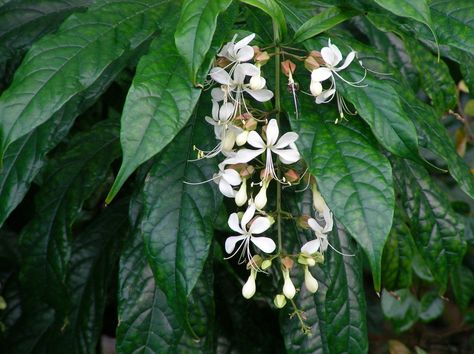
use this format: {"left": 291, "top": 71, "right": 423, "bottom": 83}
{"left": 281, "top": 191, "right": 368, "bottom": 353}
{"left": 382, "top": 211, "right": 415, "bottom": 291}
{"left": 116, "top": 209, "right": 214, "bottom": 353}
{"left": 293, "top": 7, "right": 358, "bottom": 43}
{"left": 419, "top": 292, "right": 444, "bottom": 322}
{"left": 0, "top": 0, "right": 94, "bottom": 90}
{"left": 175, "top": 0, "right": 233, "bottom": 83}
{"left": 239, "top": 0, "right": 287, "bottom": 40}
{"left": 284, "top": 94, "right": 394, "bottom": 291}
{"left": 19, "top": 119, "right": 121, "bottom": 314}
{"left": 138, "top": 106, "right": 221, "bottom": 332}
{"left": 381, "top": 289, "right": 420, "bottom": 333}
{"left": 0, "top": 0, "right": 175, "bottom": 159}
{"left": 106, "top": 25, "right": 202, "bottom": 203}
{"left": 393, "top": 159, "right": 466, "bottom": 290}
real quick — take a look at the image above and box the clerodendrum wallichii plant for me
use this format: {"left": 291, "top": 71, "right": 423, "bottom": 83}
{"left": 0, "top": 0, "right": 473, "bottom": 353}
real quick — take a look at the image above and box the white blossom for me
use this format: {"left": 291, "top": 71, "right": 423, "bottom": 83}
{"left": 214, "top": 163, "right": 242, "bottom": 198}
{"left": 301, "top": 207, "right": 334, "bottom": 255}
{"left": 218, "top": 33, "right": 255, "bottom": 64}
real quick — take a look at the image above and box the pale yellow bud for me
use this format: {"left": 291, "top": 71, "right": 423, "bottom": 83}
{"left": 254, "top": 184, "right": 267, "bottom": 210}
{"left": 236, "top": 130, "right": 249, "bottom": 146}
{"left": 242, "top": 269, "right": 257, "bottom": 299}
{"left": 222, "top": 130, "right": 236, "bottom": 152}
{"left": 274, "top": 294, "right": 287, "bottom": 308}
{"left": 235, "top": 181, "right": 248, "bottom": 207}
{"left": 310, "top": 80, "right": 323, "bottom": 97}
{"left": 249, "top": 75, "right": 266, "bottom": 90}
{"left": 283, "top": 269, "right": 296, "bottom": 299}
{"left": 261, "top": 259, "right": 272, "bottom": 270}
{"left": 304, "top": 266, "right": 319, "bottom": 293}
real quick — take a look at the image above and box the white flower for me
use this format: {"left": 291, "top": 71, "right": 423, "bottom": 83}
{"left": 214, "top": 163, "right": 242, "bottom": 198}
{"left": 231, "top": 119, "right": 300, "bottom": 181}
{"left": 301, "top": 208, "right": 334, "bottom": 255}
{"left": 310, "top": 39, "right": 365, "bottom": 121}
{"left": 218, "top": 33, "right": 255, "bottom": 64}
{"left": 225, "top": 203, "right": 276, "bottom": 264}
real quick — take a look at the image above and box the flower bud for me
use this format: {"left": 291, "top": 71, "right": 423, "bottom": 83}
{"left": 297, "top": 215, "right": 311, "bottom": 229}
{"left": 215, "top": 57, "right": 231, "bottom": 68}
{"left": 284, "top": 169, "right": 300, "bottom": 183}
{"left": 274, "top": 294, "right": 287, "bottom": 308}
{"left": 281, "top": 60, "right": 296, "bottom": 77}
{"left": 255, "top": 51, "right": 270, "bottom": 65}
{"left": 239, "top": 164, "right": 255, "bottom": 178}
{"left": 261, "top": 259, "right": 272, "bottom": 270}
{"left": 242, "top": 269, "right": 257, "bottom": 299}
{"left": 222, "top": 130, "right": 236, "bottom": 152}
{"left": 310, "top": 80, "right": 323, "bottom": 97}
{"left": 282, "top": 269, "right": 296, "bottom": 299}
{"left": 254, "top": 183, "right": 268, "bottom": 210}
{"left": 235, "top": 180, "right": 248, "bottom": 207}
{"left": 304, "top": 266, "right": 319, "bottom": 293}
{"left": 244, "top": 117, "right": 258, "bottom": 131}
{"left": 249, "top": 75, "right": 266, "bottom": 90}
{"left": 281, "top": 256, "right": 294, "bottom": 270}
{"left": 309, "top": 50, "right": 325, "bottom": 65}
{"left": 304, "top": 55, "right": 320, "bottom": 71}
{"left": 267, "top": 215, "right": 275, "bottom": 225}
{"left": 236, "top": 130, "right": 249, "bottom": 146}
{"left": 311, "top": 184, "right": 328, "bottom": 214}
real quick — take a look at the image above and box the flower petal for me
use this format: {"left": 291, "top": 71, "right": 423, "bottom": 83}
{"left": 233, "top": 148, "right": 264, "bottom": 163}
{"left": 234, "top": 63, "right": 259, "bottom": 83}
{"left": 249, "top": 217, "right": 271, "bottom": 234}
{"left": 322, "top": 41, "right": 342, "bottom": 66}
{"left": 311, "top": 67, "right": 332, "bottom": 82}
{"left": 274, "top": 132, "right": 298, "bottom": 149}
{"left": 250, "top": 236, "right": 276, "bottom": 253}
{"left": 234, "top": 33, "right": 255, "bottom": 50}
{"left": 212, "top": 100, "right": 219, "bottom": 119}
{"left": 205, "top": 116, "right": 216, "bottom": 126}
{"left": 308, "top": 218, "right": 323, "bottom": 233}
{"left": 266, "top": 119, "right": 279, "bottom": 146}
{"left": 315, "top": 89, "right": 336, "bottom": 104}
{"left": 241, "top": 203, "right": 256, "bottom": 230}
{"left": 219, "top": 179, "right": 236, "bottom": 198}
{"left": 210, "top": 67, "right": 232, "bottom": 85}
{"left": 301, "top": 239, "right": 321, "bottom": 255}
{"left": 225, "top": 235, "right": 247, "bottom": 254}
{"left": 273, "top": 148, "right": 300, "bottom": 164}
{"left": 236, "top": 45, "right": 254, "bottom": 62}
{"left": 219, "top": 102, "right": 234, "bottom": 121}
{"left": 228, "top": 212, "right": 243, "bottom": 233}
{"left": 247, "top": 131, "right": 265, "bottom": 148}
{"left": 211, "top": 87, "right": 225, "bottom": 101}
{"left": 337, "top": 51, "right": 356, "bottom": 71}
{"left": 244, "top": 88, "right": 274, "bottom": 102}
{"left": 223, "top": 169, "right": 241, "bottom": 185}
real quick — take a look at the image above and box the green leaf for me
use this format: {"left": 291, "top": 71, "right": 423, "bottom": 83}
{"left": 284, "top": 94, "right": 394, "bottom": 292}
{"left": 0, "top": 0, "right": 174, "bottom": 160}
{"left": 175, "top": 0, "right": 233, "bottom": 83}
{"left": 394, "top": 159, "right": 466, "bottom": 290}
{"left": 239, "top": 0, "right": 287, "bottom": 40}
{"left": 451, "top": 265, "right": 474, "bottom": 310}
{"left": 0, "top": 0, "right": 94, "bottom": 90}
{"left": 293, "top": 7, "right": 357, "bottom": 43}
{"left": 381, "top": 289, "right": 420, "bottom": 333}
{"left": 106, "top": 27, "right": 202, "bottom": 203}
{"left": 116, "top": 214, "right": 214, "bottom": 353}
{"left": 280, "top": 194, "right": 368, "bottom": 354}
{"left": 382, "top": 212, "right": 415, "bottom": 291}
{"left": 373, "top": 0, "right": 432, "bottom": 28}
{"left": 19, "top": 119, "right": 121, "bottom": 313}
{"left": 419, "top": 292, "right": 444, "bottom": 322}
{"left": 138, "top": 107, "right": 221, "bottom": 332}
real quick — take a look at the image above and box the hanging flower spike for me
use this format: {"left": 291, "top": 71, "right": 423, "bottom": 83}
{"left": 214, "top": 162, "right": 242, "bottom": 198}
{"left": 225, "top": 203, "right": 276, "bottom": 265}
{"left": 232, "top": 119, "right": 300, "bottom": 182}
{"left": 310, "top": 39, "right": 365, "bottom": 122}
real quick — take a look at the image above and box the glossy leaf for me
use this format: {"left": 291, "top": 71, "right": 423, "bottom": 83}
{"left": 175, "top": 0, "right": 233, "bottom": 83}
{"left": 138, "top": 110, "right": 221, "bottom": 331}
{"left": 381, "top": 289, "right": 420, "bottom": 333}
{"left": 281, "top": 191, "right": 368, "bottom": 353}
{"left": 419, "top": 292, "right": 444, "bottom": 322}
{"left": 382, "top": 212, "right": 415, "bottom": 291}
{"left": 106, "top": 28, "right": 202, "bottom": 203}
{"left": 451, "top": 265, "right": 474, "bottom": 310}
{"left": 0, "top": 0, "right": 174, "bottom": 159}
{"left": 284, "top": 94, "right": 394, "bottom": 291}
{"left": 239, "top": 0, "right": 287, "bottom": 40}
{"left": 373, "top": 0, "right": 432, "bottom": 29}
{"left": 116, "top": 213, "right": 214, "bottom": 353}
{"left": 19, "top": 119, "right": 121, "bottom": 313}
{"left": 293, "top": 7, "right": 357, "bottom": 43}
{"left": 394, "top": 159, "right": 466, "bottom": 290}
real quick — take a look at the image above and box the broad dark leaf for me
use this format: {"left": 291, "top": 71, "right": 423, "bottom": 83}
{"left": 138, "top": 108, "right": 221, "bottom": 332}
{"left": 0, "top": 0, "right": 174, "bottom": 159}
{"left": 419, "top": 292, "right": 444, "bottom": 322}
{"left": 394, "top": 159, "right": 466, "bottom": 290}
{"left": 106, "top": 23, "right": 202, "bottom": 203}
{"left": 451, "top": 265, "right": 474, "bottom": 310}
{"left": 381, "top": 289, "right": 420, "bottom": 333}
{"left": 175, "top": 0, "right": 233, "bottom": 83}
{"left": 284, "top": 94, "right": 394, "bottom": 291}
{"left": 373, "top": 0, "right": 432, "bottom": 29}
{"left": 19, "top": 119, "right": 121, "bottom": 313}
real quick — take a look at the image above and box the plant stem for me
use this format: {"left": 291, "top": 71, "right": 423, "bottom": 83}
{"left": 273, "top": 20, "right": 283, "bottom": 253}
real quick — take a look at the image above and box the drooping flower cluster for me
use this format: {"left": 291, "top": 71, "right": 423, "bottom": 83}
{"left": 190, "top": 34, "right": 344, "bottom": 320}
